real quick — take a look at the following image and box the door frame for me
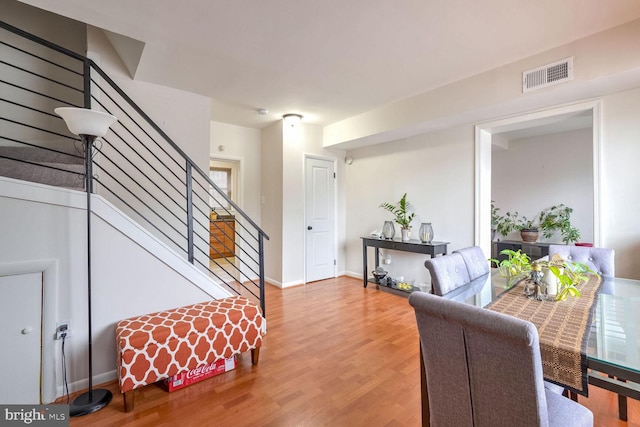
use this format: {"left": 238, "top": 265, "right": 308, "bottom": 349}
{"left": 303, "top": 154, "right": 338, "bottom": 283}
{"left": 475, "top": 100, "right": 602, "bottom": 258}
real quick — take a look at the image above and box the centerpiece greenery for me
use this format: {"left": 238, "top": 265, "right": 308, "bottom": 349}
{"left": 535, "top": 258, "right": 598, "bottom": 301}
{"left": 490, "top": 250, "right": 599, "bottom": 300}
{"left": 489, "top": 249, "right": 532, "bottom": 285}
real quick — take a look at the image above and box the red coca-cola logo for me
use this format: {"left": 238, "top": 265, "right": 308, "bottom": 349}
{"left": 185, "top": 362, "right": 220, "bottom": 379}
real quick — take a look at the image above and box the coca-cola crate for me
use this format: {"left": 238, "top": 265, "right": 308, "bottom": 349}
{"left": 162, "top": 356, "right": 236, "bottom": 392}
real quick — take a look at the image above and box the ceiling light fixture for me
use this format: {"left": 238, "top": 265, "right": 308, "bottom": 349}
{"left": 282, "top": 113, "right": 303, "bottom": 127}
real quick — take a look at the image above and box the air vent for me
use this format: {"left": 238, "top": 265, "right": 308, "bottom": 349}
{"left": 522, "top": 57, "right": 573, "bottom": 93}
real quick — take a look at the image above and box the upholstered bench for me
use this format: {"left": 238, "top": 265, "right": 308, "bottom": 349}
{"left": 116, "top": 295, "right": 264, "bottom": 412}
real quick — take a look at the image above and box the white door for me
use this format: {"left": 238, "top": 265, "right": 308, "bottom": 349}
{"left": 305, "top": 157, "right": 336, "bottom": 282}
{"left": 0, "top": 272, "right": 42, "bottom": 403}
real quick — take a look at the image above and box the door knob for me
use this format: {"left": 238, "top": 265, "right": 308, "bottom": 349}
{"left": 307, "top": 226, "right": 313, "bottom": 230}
{"left": 21, "top": 327, "right": 32, "bottom": 335}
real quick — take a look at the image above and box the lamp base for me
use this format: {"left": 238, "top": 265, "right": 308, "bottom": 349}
{"left": 70, "top": 388, "right": 112, "bottom": 417}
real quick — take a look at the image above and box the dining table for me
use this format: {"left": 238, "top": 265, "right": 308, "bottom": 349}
{"left": 418, "top": 269, "right": 640, "bottom": 423}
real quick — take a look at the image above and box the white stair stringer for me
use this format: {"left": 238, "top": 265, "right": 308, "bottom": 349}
{"left": 0, "top": 176, "right": 233, "bottom": 401}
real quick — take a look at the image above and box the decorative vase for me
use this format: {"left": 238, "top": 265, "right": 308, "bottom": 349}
{"left": 382, "top": 221, "right": 395, "bottom": 239}
{"left": 419, "top": 223, "right": 434, "bottom": 243}
{"left": 401, "top": 228, "right": 410, "bottom": 242}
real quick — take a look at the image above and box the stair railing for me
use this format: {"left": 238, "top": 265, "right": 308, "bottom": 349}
{"left": 0, "top": 20, "right": 268, "bottom": 314}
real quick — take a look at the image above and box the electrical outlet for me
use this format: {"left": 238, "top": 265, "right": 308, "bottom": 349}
{"left": 56, "top": 320, "right": 71, "bottom": 340}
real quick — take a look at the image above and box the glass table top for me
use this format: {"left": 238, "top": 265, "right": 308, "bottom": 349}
{"left": 441, "top": 270, "right": 640, "bottom": 375}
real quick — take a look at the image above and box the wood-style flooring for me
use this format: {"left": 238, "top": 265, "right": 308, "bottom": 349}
{"left": 69, "top": 276, "right": 638, "bottom": 426}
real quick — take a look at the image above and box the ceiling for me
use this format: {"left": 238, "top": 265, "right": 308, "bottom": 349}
{"left": 18, "top": 0, "right": 640, "bottom": 129}
{"left": 496, "top": 110, "right": 593, "bottom": 143}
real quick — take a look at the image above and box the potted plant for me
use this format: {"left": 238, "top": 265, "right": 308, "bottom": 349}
{"left": 538, "top": 204, "right": 581, "bottom": 245}
{"left": 494, "top": 209, "right": 539, "bottom": 242}
{"left": 380, "top": 193, "right": 415, "bottom": 241}
{"left": 493, "top": 203, "right": 580, "bottom": 244}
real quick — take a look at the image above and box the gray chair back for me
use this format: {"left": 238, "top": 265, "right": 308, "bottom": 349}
{"left": 408, "top": 292, "right": 594, "bottom": 427}
{"left": 453, "top": 246, "right": 490, "bottom": 280}
{"left": 549, "top": 245, "right": 615, "bottom": 276}
{"left": 424, "top": 253, "right": 470, "bottom": 296}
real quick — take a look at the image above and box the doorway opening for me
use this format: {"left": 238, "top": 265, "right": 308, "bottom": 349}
{"left": 209, "top": 158, "right": 241, "bottom": 282}
{"left": 475, "top": 100, "right": 602, "bottom": 258}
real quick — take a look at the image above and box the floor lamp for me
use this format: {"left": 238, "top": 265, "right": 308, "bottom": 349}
{"left": 55, "top": 107, "right": 118, "bottom": 417}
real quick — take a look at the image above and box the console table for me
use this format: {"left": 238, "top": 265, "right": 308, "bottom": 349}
{"left": 493, "top": 240, "right": 553, "bottom": 262}
{"left": 361, "top": 237, "right": 449, "bottom": 288}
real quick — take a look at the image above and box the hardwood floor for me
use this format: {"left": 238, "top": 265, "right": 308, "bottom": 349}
{"left": 69, "top": 276, "right": 638, "bottom": 426}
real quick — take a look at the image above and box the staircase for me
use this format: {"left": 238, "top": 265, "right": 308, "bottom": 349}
{"left": 0, "top": 20, "right": 268, "bottom": 314}
{"left": 0, "top": 146, "right": 84, "bottom": 188}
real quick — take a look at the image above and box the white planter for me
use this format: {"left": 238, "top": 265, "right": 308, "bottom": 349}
{"left": 401, "top": 228, "right": 410, "bottom": 241}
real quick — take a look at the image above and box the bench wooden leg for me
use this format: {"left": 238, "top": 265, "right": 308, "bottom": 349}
{"left": 123, "top": 390, "right": 135, "bottom": 412}
{"left": 251, "top": 348, "right": 260, "bottom": 365}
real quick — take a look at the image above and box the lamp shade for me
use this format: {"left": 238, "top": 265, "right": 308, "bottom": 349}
{"left": 55, "top": 107, "right": 117, "bottom": 137}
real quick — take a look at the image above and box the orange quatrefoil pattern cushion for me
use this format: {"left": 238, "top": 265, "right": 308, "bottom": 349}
{"left": 116, "top": 296, "right": 263, "bottom": 393}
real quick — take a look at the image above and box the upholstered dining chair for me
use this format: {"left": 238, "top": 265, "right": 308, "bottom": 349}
{"left": 453, "top": 246, "right": 490, "bottom": 281}
{"left": 424, "top": 253, "right": 470, "bottom": 296}
{"left": 548, "top": 245, "right": 615, "bottom": 276}
{"left": 408, "top": 292, "right": 594, "bottom": 427}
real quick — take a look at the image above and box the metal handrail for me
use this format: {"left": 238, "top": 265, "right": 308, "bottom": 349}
{"left": 0, "top": 19, "right": 269, "bottom": 314}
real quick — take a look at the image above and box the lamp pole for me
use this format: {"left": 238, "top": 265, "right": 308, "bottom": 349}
{"left": 69, "top": 133, "right": 112, "bottom": 417}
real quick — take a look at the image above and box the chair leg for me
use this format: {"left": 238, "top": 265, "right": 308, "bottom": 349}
{"left": 251, "top": 348, "right": 260, "bottom": 365}
{"left": 420, "top": 343, "right": 430, "bottom": 427}
{"left": 123, "top": 390, "right": 135, "bottom": 412}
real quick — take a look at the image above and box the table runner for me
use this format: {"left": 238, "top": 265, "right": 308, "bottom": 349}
{"left": 487, "top": 274, "right": 602, "bottom": 395}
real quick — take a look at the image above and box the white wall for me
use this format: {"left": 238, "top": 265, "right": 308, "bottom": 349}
{"left": 601, "top": 87, "right": 640, "bottom": 278}
{"left": 281, "top": 124, "right": 306, "bottom": 286}
{"left": 260, "top": 122, "right": 284, "bottom": 284}
{"left": 210, "top": 121, "right": 261, "bottom": 221}
{"left": 210, "top": 121, "right": 262, "bottom": 280}
{"left": 492, "top": 128, "right": 594, "bottom": 243}
{"left": 260, "top": 122, "right": 346, "bottom": 287}
{"left": 344, "top": 125, "right": 475, "bottom": 287}
{"left": 87, "top": 26, "right": 211, "bottom": 171}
